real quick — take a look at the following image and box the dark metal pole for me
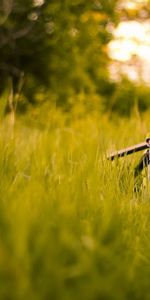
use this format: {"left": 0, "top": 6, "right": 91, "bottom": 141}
{"left": 108, "top": 141, "right": 150, "bottom": 161}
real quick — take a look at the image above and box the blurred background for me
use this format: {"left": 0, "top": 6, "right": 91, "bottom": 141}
{"left": 1, "top": 3, "right": 150, "bottom": 299}
{"left": 1, "top": 0, "right": 150, "bottom": 124}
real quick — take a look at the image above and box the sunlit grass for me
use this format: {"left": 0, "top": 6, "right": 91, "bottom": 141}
{"left": 0, "top": 112, "right": 150, "bottom": 299}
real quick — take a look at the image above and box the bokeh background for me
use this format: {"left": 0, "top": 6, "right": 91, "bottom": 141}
{"left": 1, "top": 1, "right": 150, "bottom": 300}
{"left": 1, "top": 0, "right": 150, "bottom": 122}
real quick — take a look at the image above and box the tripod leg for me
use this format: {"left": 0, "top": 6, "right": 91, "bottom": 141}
{"left": 134, "top": 152, "right": 149, "bottom": 193}
{"left": 147, "top": 150, "right": 150, "bottom": 181}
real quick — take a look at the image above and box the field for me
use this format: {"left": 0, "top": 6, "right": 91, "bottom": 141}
{"left": 1, "top": 110, "right": 150, "bottom": 300}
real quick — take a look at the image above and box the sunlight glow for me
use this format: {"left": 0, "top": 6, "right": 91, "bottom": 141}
{"left": 114, "top": 21, "right": 146, "bottom": 40}
{"left": 120, "top": 0, "right": 148, "bottom": 9}
{"left": 109, "top": 39, "right": 137, "bottom": 61}
{"left": 108, "top": 19, "right": 150, "bottom": 82}
{"left": 108, "top": 21, "right": 150, "bottom": 62}
{"left": 33, "top": 0, "right": 45, "bottom": 7}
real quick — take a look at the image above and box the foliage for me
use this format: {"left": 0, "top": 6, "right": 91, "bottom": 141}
{"left": 0, "top": 0, "right": 119, "bottom": 108}
{"left": 1, "top": 0, "right": 150, "bottom": 115}
{"left": 1, "top": 2, "right": 150, "bottom": 298}
{"left": 0, "top": 0, "right": 51, "bottom": 98}
{"left": 0, "top": 114, "right": 150, "bottom": 299}
{"left": 104, "top": 78, "right": 150, "bottom": 116}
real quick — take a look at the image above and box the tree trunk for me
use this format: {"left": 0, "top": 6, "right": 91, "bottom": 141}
{"left": 4, "top": 77, "right": 15, "bottom": 138}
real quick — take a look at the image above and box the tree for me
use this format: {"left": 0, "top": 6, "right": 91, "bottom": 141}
{"left": 0, "top": 0, "right": 50, "bottom": 95}
{"left": 105, "top": 0, "right": 150, "bottom": 116}
{"left": 0, "top": 0, "right": 119, "bottom": 116}
{"left": 42, "top": 0, "right": 119, "bottom": 109}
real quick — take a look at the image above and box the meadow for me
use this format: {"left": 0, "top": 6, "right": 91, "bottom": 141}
{"left": 0, "top": 108, "right": 150, "bottom": 300}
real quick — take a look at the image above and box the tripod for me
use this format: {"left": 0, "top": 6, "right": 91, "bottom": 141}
{"left": 108, "top": 137, "right": 150, "bottom": 192}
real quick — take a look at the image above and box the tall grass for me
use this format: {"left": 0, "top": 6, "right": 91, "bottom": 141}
{"left": 0, "top": 111, "right": 150, "bottom": 299}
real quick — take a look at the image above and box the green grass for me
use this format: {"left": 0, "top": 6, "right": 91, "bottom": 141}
{"left": 0, "top": 112, "right": 150, "bottom": 300}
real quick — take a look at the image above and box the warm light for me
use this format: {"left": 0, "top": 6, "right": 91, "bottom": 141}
{"left": 108, "top": 21, "right": 150, "bottom": 62}
{"left": 125, "top": 2, "right": 138, "bottom": 9}
{"left": 108, "top": 18, "right": 150, "bottom": 82}
{"left": 120, "top": 0, "right": 148, "bottom": 8}
{"left": 33, "top": 0, "right": 45, "bottom": 7}
{"left": 114, "top": 21, "right": 146, "bottom": 41}
{"left": 108, "top": 39, "right": 137, "bottom": 61}
{"left": 138, "top": 45, "right": 150, "bottom": 60}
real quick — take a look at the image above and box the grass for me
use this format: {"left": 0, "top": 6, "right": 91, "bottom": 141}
{"left": 0, "top": 111, "right": 150, "bottom": 299}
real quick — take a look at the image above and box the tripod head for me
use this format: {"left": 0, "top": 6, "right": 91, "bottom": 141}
{"left": 108, "top": 136, "right": 150, "bottom": 161}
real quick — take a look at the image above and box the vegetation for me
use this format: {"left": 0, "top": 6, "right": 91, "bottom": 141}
{"left": 0, "top": 112, "right": 150, "bottom": 299}
{"left": 1, "top": 0, "right": 150, "bottom": 299}
{"left": 0, "top": 0, "right": 117, "bottom": 106}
